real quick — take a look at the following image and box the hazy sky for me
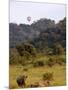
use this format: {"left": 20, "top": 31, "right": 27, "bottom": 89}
{"left": 10, "top": 0, "right": 66, "bottom": 24}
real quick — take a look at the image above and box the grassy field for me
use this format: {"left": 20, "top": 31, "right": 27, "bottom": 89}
{"left": 9, "top": 55, "right": 66, "bottom": 89}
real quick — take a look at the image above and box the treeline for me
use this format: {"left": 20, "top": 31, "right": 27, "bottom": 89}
{"left": 9, "top": 17, "right": 66, "bottom": 65}
{"left": 30, "top": 17, "right": 66, "bottom": 54}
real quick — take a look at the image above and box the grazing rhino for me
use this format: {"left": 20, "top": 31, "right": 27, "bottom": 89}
{"left": 16, "top": 75, "right": 28, "bottom": 88}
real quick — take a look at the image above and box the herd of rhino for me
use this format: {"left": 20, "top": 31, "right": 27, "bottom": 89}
{"left": 16, "top": 75, "right": 50, "bottom": 88}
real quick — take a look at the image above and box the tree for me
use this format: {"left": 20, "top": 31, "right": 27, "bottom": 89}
{"left": 53, "top": 43, "right": 64, "bottom": 55}
{"left": 16, "top": 43, "right": 36, "bottom": 57}
{"left": 9, "top": 48, "right": 20, "bottom": 64}
{"left": 15, "top": 43, "right": 37, "bottom": 65}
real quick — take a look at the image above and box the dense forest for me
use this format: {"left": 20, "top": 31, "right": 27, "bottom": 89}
{"left": 9, "top": 17, "right": 66, "bottom": 65}
{"left": 9, "top": 17, "right": 66, "bottom": 88}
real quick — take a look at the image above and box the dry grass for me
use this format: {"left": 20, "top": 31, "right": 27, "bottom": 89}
{"left": 9, "top": 55, "right": 66, "bottom": 89}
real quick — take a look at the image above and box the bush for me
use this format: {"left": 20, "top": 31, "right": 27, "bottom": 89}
{"left": 16, "top": 43, "right": 36, "bottom": 57}
{"left": 46, "top": 58, "right": 55, "bottom": 67}
{"left": 33, "top": 61, "right": 44, "bottom": 67}
{"left": 56, "top": 57, "right": 66, "bottom": 65}
{"left": 43, "top": 72, "right": 53, "bottom": 81}
{"left": 23, "top": 68, "right": 28, "bottom": 71}
{"left": 61, "top": 58, "right": 66, "bottom": 63}
{"left": 42, "top": 72, "right": 53, "bottom": 86}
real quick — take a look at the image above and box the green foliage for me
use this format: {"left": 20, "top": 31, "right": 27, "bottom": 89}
{"left": 9, "top": 17, "right": 66, "bottom": 88}
{"left": 52, "top": 43, "right": 65, "bottom": 55}
{"left": 46, "top": 56, "right": 66, "bottom": 67}
{"left": 57, "top": 17, "right": 66, "bottom": 31}
{"left": 16, "top": 43, "right": 36, "bottom": 57}
{"left": 9, "top": 48, "right": 20, "bottom": 64}
{"left": 43, "top": 72, "right": 53, "bottom": 81}
{"left": 10, "top": 43, "right": 36, "bottom": 65}
{"left": 10, "top": 17, "right": 66, "bottom": 54}
{"left": 9, "top": 17, "right": 66, "bottom": 65}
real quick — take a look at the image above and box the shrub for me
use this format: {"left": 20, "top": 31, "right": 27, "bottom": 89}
{"left": 33, "top": 61, "right": 44, "bottom": 67}
{"left": 16, "top": 43, "right": 36, "bottom": 57}
{"left": 23, "top": 68, "right": 28, "bottom": 71}
{"left": 43, "top": 72, "right": 53, "bottom": 81}
{"left": 42, "top": 72, "right": 53, "bottom": 86}
{"left": 56, "top": 57, "right": 66, "bottom": 65}
{"left": 46, "top": 58, "right": 55, "bottom": 67}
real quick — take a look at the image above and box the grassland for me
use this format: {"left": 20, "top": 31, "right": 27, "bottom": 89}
{"left": 9, "top": 55, "right": 66, "bottom": 89}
